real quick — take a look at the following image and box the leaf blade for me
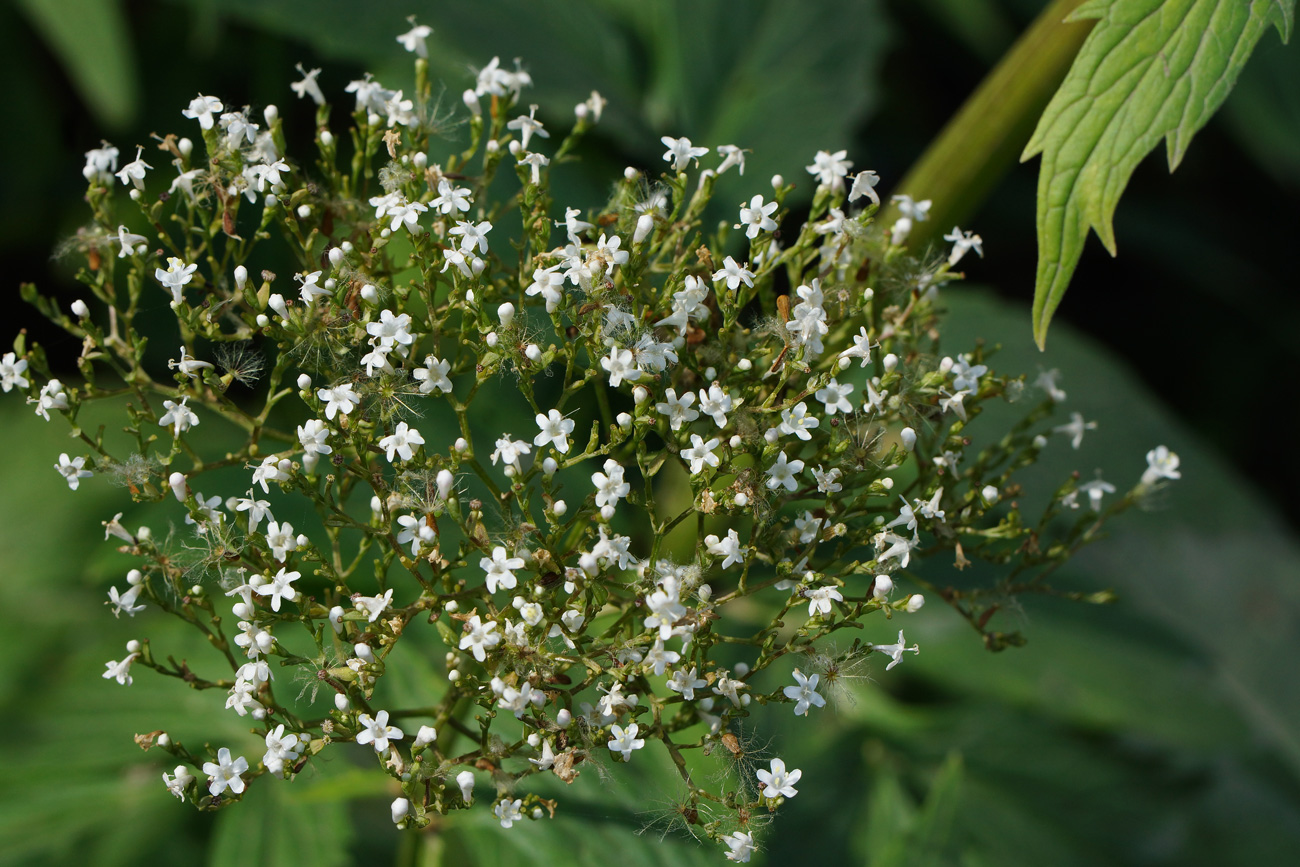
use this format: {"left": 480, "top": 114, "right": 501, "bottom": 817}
{"left": 1022, "top": 0, "right": 1295, "bottom": 349}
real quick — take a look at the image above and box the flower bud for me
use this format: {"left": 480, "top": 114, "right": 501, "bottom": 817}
{"left": 168, "top": 472, "right": 187, "bottom": 502}
{"left": 485, "top": 140, "right": 499, "bottom": 154}
{"left": 906, "top": 594, "right": 925, "bottom": 612}
{"left": 498, "top": 302, "right": 515, "bottom": 327}
{"left": 525, "top": 344, "right": 542, "bottom": 362}
{"left": 413, "top": 152, "right": 427, "bottom": 169}
{"left": 873, "top": 575, "right": 893, "bottom": 599}
{"left": 329, "top": 605, "right": 345, "bottom": 634}
{"left": 354, "top": 643, "right": 374, "bottom": 661}
{"left": 360, "top": 284, "right": 378, "bottom": 304}
{"left": 456, "top": 770, "right": 475, "bottom": 803}
{"left": 883, "top": 353, "right": 898, "bottom": 372}
{"left": 328, "top": 247, "right": 344, "bottom": 267}
{"left": 623, "top": 166, "right": 639, "bottom": 181}
{"left": 632, "top": 385, "right": 649, "bottom": 405}
{"left": 900, "top": 427, "right": 916, "bottom": 451}
{"left": 268, "top": 293, "right": 289, "bottom": 319}
{"left": 126, "top": 639, "right": 142, "bottom": 653}
{"left": 297, "top": 204, "right": 311, "bottom": 218}
{"left": 234, "top": 265, "right": 248, "bottom": 290}
{"left": 485, "top": 332, "right": 499, "bottom": 348}
{"left": 734, "top": 492, "right": 749, "bottom": 507}
{"left": 617, "top": 412, "right": 632, "bottom": 429}
{"left": 71, "top": 299, "right": 89, "bottom": 318}
{"left": 939, "top": 356, "right": 954, "bottom": 376}
{"left": 127, "top": 569, "right": 144, "bottom": 585}
{"left": 737, "top": 358, "right": 752, "bottom": 371}
{"left": 982, "top": 485, "right": 1000, "bottom": 504}
{"left": 634, "top": 213, "right": 654, "bottom": 243}
{"left": 437, "top": 469, "right": 455, "bottom": 500}
{"left": 296, "top": 373, "right": 311, "bottom": 390}
{"left": 771, "top": 174, "right": 783, "bottom": 189}
{"left": 600, "top": 505, "right": 615, "bottom": 521}
{"left": 263, "top": 104, "right": 278, "bottom": 124}
{"left": 541, "top": 457, "right": 557, "bottom": 476}
{"left": 556, "top": 708, "right": 573, "bottom": 728}
{"left": 256, "top": 314, "right": 270, "bottom": 327}
{"left": 413, "top": 725, "right": 437, "bottom": 749}
{"left": 320, "top": 130, "right": 334, "bottom": 147}
{"left": 265, "top": 193, "right": 279, "bottom": 208}
{"left": 177, "top": 138, "right": 193, "bottom": 158}
{"left": 552, "top": 499, "right": 567, "bottom": 516}
{"left": 462, "top": 89, "right": 481, "bottom": 117}
{"left": 391, "top": 797, "right": 410, "bottom": 824}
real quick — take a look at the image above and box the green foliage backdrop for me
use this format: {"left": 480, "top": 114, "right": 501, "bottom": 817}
{"left": 2, "top": 0, "right": 1298, "bottom": 864}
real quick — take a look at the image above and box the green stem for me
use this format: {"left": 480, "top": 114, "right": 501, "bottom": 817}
{"left": 882, "top": 0, "right": 1094, "bottom": 248}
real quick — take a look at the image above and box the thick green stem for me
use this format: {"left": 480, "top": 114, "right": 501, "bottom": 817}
{"left": 883, "top": 0, "right": 1094, "bottom": 248}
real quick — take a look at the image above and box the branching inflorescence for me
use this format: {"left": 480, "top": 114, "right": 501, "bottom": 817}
{"left": 4, "top": 19, "right": 1182, "bottom": 863}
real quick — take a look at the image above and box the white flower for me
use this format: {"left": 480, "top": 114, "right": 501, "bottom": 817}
{"left": 481, "top": 546, "right": 525, "bottom": 594}
{"left": 600, "top": 347, "right": 641, "bottom": 387}
{"left": 494, "top": 798, "right": 523, "bottom": 828}
{"left": 712, "top": 256, "right": 755, "bottom": 290}
{"left": 507, "top": 104, "right": 550, "bottom": 150}
{"left": 681, "top": 434, "right": 721, "bottom": 475}
{"left": 716, "top": 144, "right": 747, "bottom": 175}
{"left": 0, "top": 351, "right": 30, "bottom": 392}
{"left": 55, "top": 453, "right": 93, "bottom": 490}
{"left": 459, "top": 615, "right": 500, "bottom": 661}
{"left": 870, "top": 629, "right": 920, "bottom": 670}
{"left": 783, "top": 669, "right": 826, "bottom": 716}
{"left": 756, "top": 757, "right": 802, "bottom": 798}
{"left": 1141, "top": 445, "right": 1181, "bottom": 485}
{"left": 778, "top": 402, "right": 819, "bottom": 440}
{"left": 838, "top": 327, "right": 874, "bottom": 367}
{"left": 723, "top": 831, "right": 757, "bottom": 862}
{"left": 253, "top": 567, "right": 300, "bottom": 612}
{"left": 697, "top": 383, "right": 734, "bottom": 428}
{"left": 592, "top": 459, "right": 630, "bottom": 511}
{"left": 943, "top": 226, "right": 984, "bottom": 266}
{"left": 202, "top": 748, "right": 249, "bottom": 797}
{"left": 607, "top": 723, "right": 646, "bottom": 761}
{"left": 379, "top": 422, "right": 424, "bottom": 462}
{"left": 354, "top": 589, "right": 393, "bottom": 623}
{"left": 1053, "top": 411, "right": 1097, "bottom": 449}
{"left": 430, "top": 179, "right": 472, "bottom": 215}
{"left": 355, "top": 709, "right": 404, "bottom": 753}
{"left": 367, "top": 309, "right": 415, "bottom": 348}
{"left": 806, "top": 149, "right": 852, "bottom": 191}
{"left": 738, "top": 194, "right": 778, "bottom": 239}
{"left": 534, "top": 408, "right": 575, "bottom": 454}
{"left": 666, "top": 666, "right": 708, "bottom": 701}
{"left": 263, "top": 724, "right": 303, "bottom": 775}
{"left": 705, "top": 529, "right": 747, "bottom": 569}
{"left": 317, "top": 383, "right": 361, "bottom": 419}
{"left": 159, "top": 398, "right": 199, "bottom": 436}
{"left": 102, "top": 651, "right": 139, "bottom": 685}
{"left": 812, "top": 465, "right": 843, "bottom": 494}
{"left": 849, "top": 169, "right": 881, "bottom": 205}
{"left": 491, "top": 434, "right": 532, "bottom": 468}
{"left": 661, "top": 136, "right": 709, "bottom": 172}
{"left": 413, "top": 355, "right": 453, "bottom": 394}
{"left": 154, "top": 257, "right": 197, "bottom": 306}
{"left": 30, "top": 378, "right": 68, "bottom": 420}
{"left": 765, "top": 450, "right": 804, "bottom": 492}
{"left": 163, "top": 765, "right": 194, "bottom": 799}
{"left": 815, "top": 379, "right": 854, "bottom": 415}
{"left": 655, "top": 388, "right": 699, "bottom": 431}
{"left": 804, "top": 584, "right": 843, "bottom": 618}
{"left": 396, "top": 21, "right": 433, "bottom": 58}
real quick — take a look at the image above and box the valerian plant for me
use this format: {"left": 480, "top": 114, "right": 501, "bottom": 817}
{"left": 4, "top": 19, "right": 1182, "bottom": 863}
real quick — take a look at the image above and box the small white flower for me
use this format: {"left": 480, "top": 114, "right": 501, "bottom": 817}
{"left": 756, "top": 757, "right": 802, "bottom": 798}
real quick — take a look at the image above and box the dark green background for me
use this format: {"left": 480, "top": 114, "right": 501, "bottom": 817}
{"left": 2, "top": 1, "right": 1298, "bottom": 864}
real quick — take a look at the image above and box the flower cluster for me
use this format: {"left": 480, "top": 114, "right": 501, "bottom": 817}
{"left": 8, "top": 21, "right": 1180, "bottom": 862}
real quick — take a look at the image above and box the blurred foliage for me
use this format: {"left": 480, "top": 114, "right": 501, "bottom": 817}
{"left": 3, "top": 0, "right": 1300, "bottom": 864}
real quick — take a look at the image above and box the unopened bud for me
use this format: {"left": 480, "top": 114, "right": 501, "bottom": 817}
{"left": 634, "top": 213, "right": 654, "bottom": 243}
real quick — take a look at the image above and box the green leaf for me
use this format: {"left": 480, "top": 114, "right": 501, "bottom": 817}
{"left": 12, "top": 0, "right": 139, "bottom": 129}
{"left": 1021, "top": 0, "right": 1295, "bottom": 349}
